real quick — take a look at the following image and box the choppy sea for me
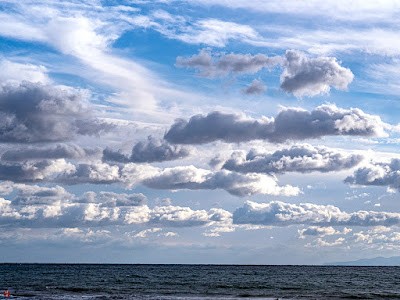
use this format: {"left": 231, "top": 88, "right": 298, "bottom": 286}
{"left": 1, "top": 264, "right": 400, "bottom": 299}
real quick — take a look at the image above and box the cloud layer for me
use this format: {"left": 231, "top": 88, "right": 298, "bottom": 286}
{"left": 56, "top": 163, "right": 300, "bottom": 197}
{"left": 222, "top": 144, "right": 364, "bottom": 174}
{"left": 233, "top": 200, "right": 400, "bottom": 227}
{"left": 165, "top": 104, "right": 386, "bottom": 144}
{"left": 103, "top": 136, "right": 191, "bottom": 163}
{"left": 176, "top": 48, "right": 282, "bottom": 77}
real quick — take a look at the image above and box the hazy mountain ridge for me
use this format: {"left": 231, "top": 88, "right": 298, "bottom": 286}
{"left": 326, "top": 256, "right": 400, "bottom": 266}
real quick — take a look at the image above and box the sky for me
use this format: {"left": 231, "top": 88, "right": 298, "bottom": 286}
{"left": 1, "top": 0, "right": 400, "bottom": 265}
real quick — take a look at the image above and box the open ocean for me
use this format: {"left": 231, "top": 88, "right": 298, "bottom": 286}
{"left": 1, "top": 264, "right": 400, "bottom": 299}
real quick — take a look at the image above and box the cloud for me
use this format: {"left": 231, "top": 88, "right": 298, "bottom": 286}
{"left": 130, "top": 13, "right": 259, "bottom": 47}
{"left": 0, "top": 196, "right": 231, "bottom": 229}
{"left": 103, "top": 136, "right": 191, "bottom": 163}
{"left": 55, "top": 162, "right": 300, "bottom": 197}
{"left": 298, "top": 226, "right": 338, "bottom": 238}
{"left": 142, "top": 166, "right": 300, "bottom": 197}
{"left": 222, "top": 144, "right": 364, "bottom": 174}
{"left": 0, "top": 59, "right": 51, "bottom": 84}
{"left": 55, "top": 162, "right": 122, "bottom": 185}
{"left": 345, "top": 159, "right": 400, "bottom": 192}
{"left": 280, "top": 50, "right": 354, "bottom": 97}
{"left": 165, "top": 104, "right": 386, "bottom": 144}
{"left": 242, "top": 79, "right": 267, "bottom": 95}
{"left": 233, "top": 200, "right": 400, "bottom": 227}
{"left": 146, "top": 205, "right": 231, "bottom": 227}
{"left": 177, "top": 49, "right": 352, "bottom": 97}
{"left": 134, "top": 228, "right": 162, "bottom": 238}
{"left": 0, "top": 183, "right": 147, "bottom": 207}
{"left": 1, "top": 144, "right": 101, "bottom": 161}
{"left": 10, "top": 184, "right": 74, "bottom": 206}
{"left": 0, "top": 82, "right": 113, "bottom": 143}
{"left": 0, "top": 159, "right": 75, "bottom": 183}
{"left": 168, "top": 0, "right": 400, "bottom": 22}
{"left": 176, "top": 48, "right": 281, "bottom": 78}
{"left": 78, "top": 191, "right": 147, "bottom": 207}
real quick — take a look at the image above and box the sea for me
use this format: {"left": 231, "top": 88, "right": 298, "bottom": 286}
{"left": 1, "top": 264, "right": 400, "bottom": 299}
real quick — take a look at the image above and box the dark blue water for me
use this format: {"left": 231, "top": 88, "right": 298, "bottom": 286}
{"left": 1, "top": 264, "right": 400, "bottom": 299}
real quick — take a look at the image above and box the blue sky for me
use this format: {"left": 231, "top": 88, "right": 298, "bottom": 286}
{"left": 1, "top": 0, "right": 400, "bottom": 264}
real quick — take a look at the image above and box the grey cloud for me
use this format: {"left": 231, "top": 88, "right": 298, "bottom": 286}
{"left": 55, "top": 162, "right": 300, "bottom": 197}
{"left": 222, "top": 144, "right": 364, "bottom": 174}
{"left": 0, "top": 81, "right": 113, "bottom": 143}
{"left": 11, "top": 185, "right": 73, "bottom": 205}
{"left": 233, "top": 200, "right": 400, "bottom": 227}
{"left": 177, "top": 49, "right": 353, "bottom": 97}
{"left": 55, "top": 162, "right": 121, "bottom": 185}
{"left": 1, "top": 183, "right": 147, "bottom": 207}
{"left": 164, "top": 104, "right": 386, "bottom": 144}
{"left": 147, "top": 206, "right": 231, "bottom": 227}
{"left": 280, "top": 50, "right": 354, "bottom": 97}
{"left": 345, "top": 159, "right": 400, "bottom": 191}
{"left": 298, "top": 226, "right": 338, "bottom": 238}
{"left": 78, "top": 191, "right": 147, "bottom": 207}
{"left": 176, "top": 48, "right": 282, "bottom": 78}
{"left": 103, "top": 136, "right": 191, "bottom": 163}
{"left": 1, "top": 144, "right": 100, "bottom": 161}
{"left": 242, "top": 79, "right": 267, "bottom": 95}
{"left": 0, "top": 159, "right": 74, "bottom": 183}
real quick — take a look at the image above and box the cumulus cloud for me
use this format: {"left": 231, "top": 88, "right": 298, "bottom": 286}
{"left": 134, "top": 228, "right": 162, "bottom": 238}
{"left": 0, "top": 183, "right": 146, "bottom": 208}
{"left": 140, "top": 166, "right": 300, "bottom": 197}
{"left": 55, "top": 162, "right": 122, "bottom": 185}
{"left": 345, "top": 159, "right": 400, "bottom": 191}
{"left": 280, "top": 50, "right": 354, "bottom": 97}
{"left": 165, "top": 104, "right": 386, "bottom": 144}
{"left": 298, "top": 226, "right": 338, "bottom": 238}
{"left": 78, "top": 191, "right": 147, "bottom": 207}
{"left": 1, "top": 144, "right": 100, "bottom": 161}
{"left": 222, "top": 144, "right": 364, "bottom": 174}
{"left": 103, "top": 136, "right": 191, "bottom": 163}
{"left": 0, "top": 197, "right": 232, "bottom": 229}
{"left": 176, "top": 48, "right": 281, "bottom": 78}
{"left": 233, "top": 200, "right": 400, "bottom": 227}
{"left": 242, "top": 79, "right": 267, "bottom": 95}
{"left": 0, "top": 159, "right": 75, "bottom": 183}
{"left": 55, "top": 162, "right": 300, "bottom": 197}
{"left": 0, "top": 81, "right": 113, "bottom": 143}
{"left": 9, "top": 184, "right": 73, "bottom": 206}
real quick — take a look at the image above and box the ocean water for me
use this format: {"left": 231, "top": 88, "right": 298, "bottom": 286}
{"left": 1, "top": 264, "right": 400, "bottom": 299}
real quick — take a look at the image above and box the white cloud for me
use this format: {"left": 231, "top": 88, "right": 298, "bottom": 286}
{"left": 233, "top": 200, "right": 400, "bottom": 227}
{"left": 0, "top": 60, "right": 51, "bottom": 84}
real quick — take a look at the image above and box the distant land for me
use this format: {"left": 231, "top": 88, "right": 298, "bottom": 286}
{"left": 326, "top": 256, "right": 400, "bottom": 266}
